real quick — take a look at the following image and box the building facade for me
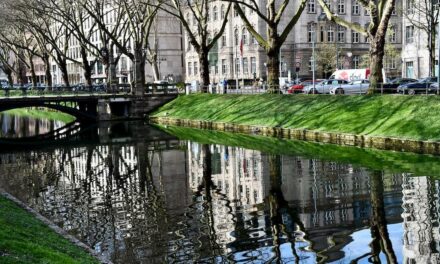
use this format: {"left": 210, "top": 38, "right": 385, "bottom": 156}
{"left": 401, "top": 0, "right": 438, "bottom": 79}
{"left": 184, "top": 0, "right": 403, "bottom": 84}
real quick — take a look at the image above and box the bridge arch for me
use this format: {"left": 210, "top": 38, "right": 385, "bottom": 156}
{"left": 0, "top": 101, "right": 98, "bottom": 121}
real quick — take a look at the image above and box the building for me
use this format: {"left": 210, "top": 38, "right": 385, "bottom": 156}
{"left": 184, "top": 0, "right": 403, "bottom": 84}
{"left": 401, "top": 0, "right": 438, "bottom": 79}
{"left": 46, "top": 9, "right": 184, "bottom": 86}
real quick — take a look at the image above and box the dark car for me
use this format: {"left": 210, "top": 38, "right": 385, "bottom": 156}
{"left": 397, "top": 77, "right": 438, "bottom": 95}
{"left": 377, "top": 78, "right": 418, "bottom": 93}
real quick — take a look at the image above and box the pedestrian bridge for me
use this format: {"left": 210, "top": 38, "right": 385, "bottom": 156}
{"left": 0, "top": 88, "right": 178, "bottom": 121}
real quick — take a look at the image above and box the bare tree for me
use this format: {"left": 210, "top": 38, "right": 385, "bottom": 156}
{"left": 402, "top": 0, "right": 439, "bottom": 77}
{"left": 317, "top": 0, "right": 396, "bottom": 93}
{"left": 159, "top": 0, "right": 232, "bottom": 90}
{"left": 224, "top": 0, "right": 307, "bottom": 92}
{"left": 79, "top": 0, "right": 160, "bottom": 94}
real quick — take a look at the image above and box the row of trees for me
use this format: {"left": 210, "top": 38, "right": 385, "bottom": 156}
{"left": 0, "top": 0, "right": 396, "bottom": 94}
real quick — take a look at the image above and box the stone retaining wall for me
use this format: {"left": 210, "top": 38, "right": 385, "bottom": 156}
{"left": 151, "top": 116, "right": 440, "bottom": 155}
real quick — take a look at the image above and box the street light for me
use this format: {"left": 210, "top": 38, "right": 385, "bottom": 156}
{"left": 311, "top": 23, "right": 316, "bottom": 92}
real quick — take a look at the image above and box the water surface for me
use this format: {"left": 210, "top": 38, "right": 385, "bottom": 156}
{"left": 0, "top": 118, "right": 439, "bottom": 263}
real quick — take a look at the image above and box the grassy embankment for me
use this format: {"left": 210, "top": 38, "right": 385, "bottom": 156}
{"left": 153, "top": 94, "right": 440, "bottom": 141}
{"left": 159, "top": 125, "right": 440, "bottom": 177}
{"left": 0, "top": 195, "right": 98, "bottom": 264}
{"left": 4, "top": 108, "right": 75, "bottom": 123}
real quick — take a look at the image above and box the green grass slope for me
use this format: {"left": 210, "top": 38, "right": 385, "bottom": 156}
{"left": 153, "top": 94, "right": 440, "bottom": 141}
{"left": 0, "top": 195, "right": 98, "bottom": 264}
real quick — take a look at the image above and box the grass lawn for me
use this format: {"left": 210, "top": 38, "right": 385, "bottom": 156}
{"left": 159, "top": 125, "right": 440, "bottom": 178}
{"left": 0, "top": 195, "right": 99, "bottom": 264}
{"left": 152, "top": 94, "right": 440, "bottom": 141}
{"left": 4, "top": 108, "right": 76, "bottom": 123}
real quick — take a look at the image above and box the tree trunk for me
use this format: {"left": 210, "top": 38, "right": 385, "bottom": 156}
{"left": 370, "top": 171, "right": 397, "bottom": 263}
{"left": 199, "top": 49, "right": 210, "bottom": 92}
{"left": 367, "top": 38, "right": 385, "bottom": 95}
{"left": 59, "top": 60, "right": 70, "bottom": 88}
{"left": 429, "top": 30, "right": 436, "bottom": 77}
{"left": 152, "top": 59, "right": 160, "bottom": 81}
{"left": 29, "top": 58, "right": 38, "bottom": 88}
{"left": 266, "top": 47, "right": 280, "bottom": 93}
{"left": 3, "top": 65, "right": 13, "bottom": 88}
{"left": 80, "top": 46, "right": 93, "bottom": 88}
{"left": 43, "top": 53, "right": 52, "bottom": 91}
{"left": 133, "top": 44, "right": 144, "bottom": 96}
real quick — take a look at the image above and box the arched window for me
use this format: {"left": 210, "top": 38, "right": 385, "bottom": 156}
{"left": 221, "top": 5, "right": 225, "bottom": 19}
{"left": 213, "top": 6, "right": 218, "bottom": 21}
{"left": 242, "top": 28, "right": 248, "bottom": 45}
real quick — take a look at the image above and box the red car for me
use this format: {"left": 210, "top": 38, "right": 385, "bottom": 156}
{"left": 288, "top": 80, "right": 320, "bottom": 94}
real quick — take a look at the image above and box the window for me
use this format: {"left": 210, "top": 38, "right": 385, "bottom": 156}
{"left": 352, "top": 30, "right": 360, "bottom": 43}
{"left": 235, "top": 58, "right": 240, "bottom": 74}
{"left": 221, "top": 5, "right": 225, "bottom": 19}
{"left": 251, "top": 57, "right": 256, "bottom": 75}
{"left": 213, "top": 6, "right": 218, "bottom": 21}
{"left": 243, "top": 58, "right": 249, "bottom": 74}
{"left": 406, "top": 0, "right": 414, "bottom": 14}
{"left": 385, "top": 57, "right": 397, "bottom": 70}
{"left": 337, "top": 25, "right": 345, "bottom": 42}
{"left": 222, "top": 59, "right": 227, "bottom": 75}
{"left": 309, "top": 56, "right": 314, "bottom": 71}
{"left": 327, "top": 24, "right": 334, "bottom": 42}
{"left": 188, "top": 62, "right": 192, "bottom": 75}
{"left": 338, "top": 0, "right": 345, "bottom": 14}
{"left": 234, "top": 28, "right": 239, "bottom": 46}
{"left": 242, "top": 28, "right": 248, "bottom": 45}
{"left": 221, "top": 34, "right": 226, "bottom": 47}
{"left": 406, "top": 25, "right": 414, "bottom": 43}
{"left": 406, "top": 61, "right": 414, "bottom": 78}
{"left": 194, "top": 62, "right": 198, "bottom": 75}
{"left": 308, "top": 23, "right": 315, "bottom": 42}
{"left": 389, "top": 25, "right": 396, "bottom": 43}
{"left": 353, "top": 55, "right": 360, "bottom": 69}
{"left": 352, "top": 1, "right": 360, "bottom": 15}
{"left": 307, "top": 0, "right": 315, "bottom": 13}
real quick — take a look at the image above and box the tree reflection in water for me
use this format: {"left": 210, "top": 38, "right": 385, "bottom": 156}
{"left": 2, "top": 124, "right": 440, "bottom": 263}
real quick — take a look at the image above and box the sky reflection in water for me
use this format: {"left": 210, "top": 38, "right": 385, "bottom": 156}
{"left": 0, "top": 118, "right": 438, "bottom": 263}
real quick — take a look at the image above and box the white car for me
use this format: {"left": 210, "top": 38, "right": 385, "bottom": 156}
{"left": 330, "top": 79, "right": 370, "bottom": 95}
{"left": 303, "top": 79, "right": 349, "bottom": 94}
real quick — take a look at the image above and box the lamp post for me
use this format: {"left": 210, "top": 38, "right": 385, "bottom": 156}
{"left": 437, "top": 3, "right": 440, "bottom": 94}
{"left": 312, "top": 23, "right": 316, "bottom": 92}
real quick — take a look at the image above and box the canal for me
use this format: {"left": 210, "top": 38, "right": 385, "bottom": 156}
{"left": 0, "top": 111, "right": 439, "bottom": 263}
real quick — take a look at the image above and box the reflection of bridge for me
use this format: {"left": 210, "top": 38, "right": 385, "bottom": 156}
{"left": 0, "top": 92, "right": 177, "bottom": 121}
{"left": 0, "top": 121, "right": 179, "bottom": 152}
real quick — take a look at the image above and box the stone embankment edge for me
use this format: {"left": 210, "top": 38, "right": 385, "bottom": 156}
{"left": 150, "top": 116, "right": 440, "bottom": 155}
{"left": 0, "top": 188, "right": 112, "bottom": 264}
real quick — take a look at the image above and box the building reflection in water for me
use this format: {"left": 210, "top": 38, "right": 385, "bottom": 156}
{"left": 0, "top": 111, "right": 65, "bottom": 138}
{"left": 1, "top": 136, "right": 440, "bottom": 263}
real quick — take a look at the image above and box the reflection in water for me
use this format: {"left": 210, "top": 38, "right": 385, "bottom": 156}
{"left": 0, "top": 111, "right": 65, "bottom": 138}
{"left": 1, "top": 124, "right": 440, "bottom": 263}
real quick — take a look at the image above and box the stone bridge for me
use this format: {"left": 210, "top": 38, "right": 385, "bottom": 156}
{"left": 0, "top": 93, "right": 177, "bottom": 121}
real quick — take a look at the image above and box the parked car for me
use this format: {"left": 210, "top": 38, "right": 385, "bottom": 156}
{"left": 303, "top": 79, "right": 349, "bottom": 94}
{"left": 430, "top": 82, "right": 440, "bottom": 93}
{"left": 397, "top": 77, "right": 438, "bottom": 94}
{"left": 377, "top": 78, "right": 418, "bottom": 93}
{"left": 330, "top": 79, "right": 370, "bottom": 95}
{"left": 287, "top": 80, "right": 318, "bottom": 94}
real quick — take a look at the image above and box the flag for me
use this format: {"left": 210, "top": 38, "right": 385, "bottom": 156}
{"left": 240, "top": 39, "right": 243, "bottom": 57}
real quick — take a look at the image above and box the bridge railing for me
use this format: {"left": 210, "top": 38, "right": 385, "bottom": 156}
{"left": 0, "top": 83, "right": 180, "bottom": 97}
